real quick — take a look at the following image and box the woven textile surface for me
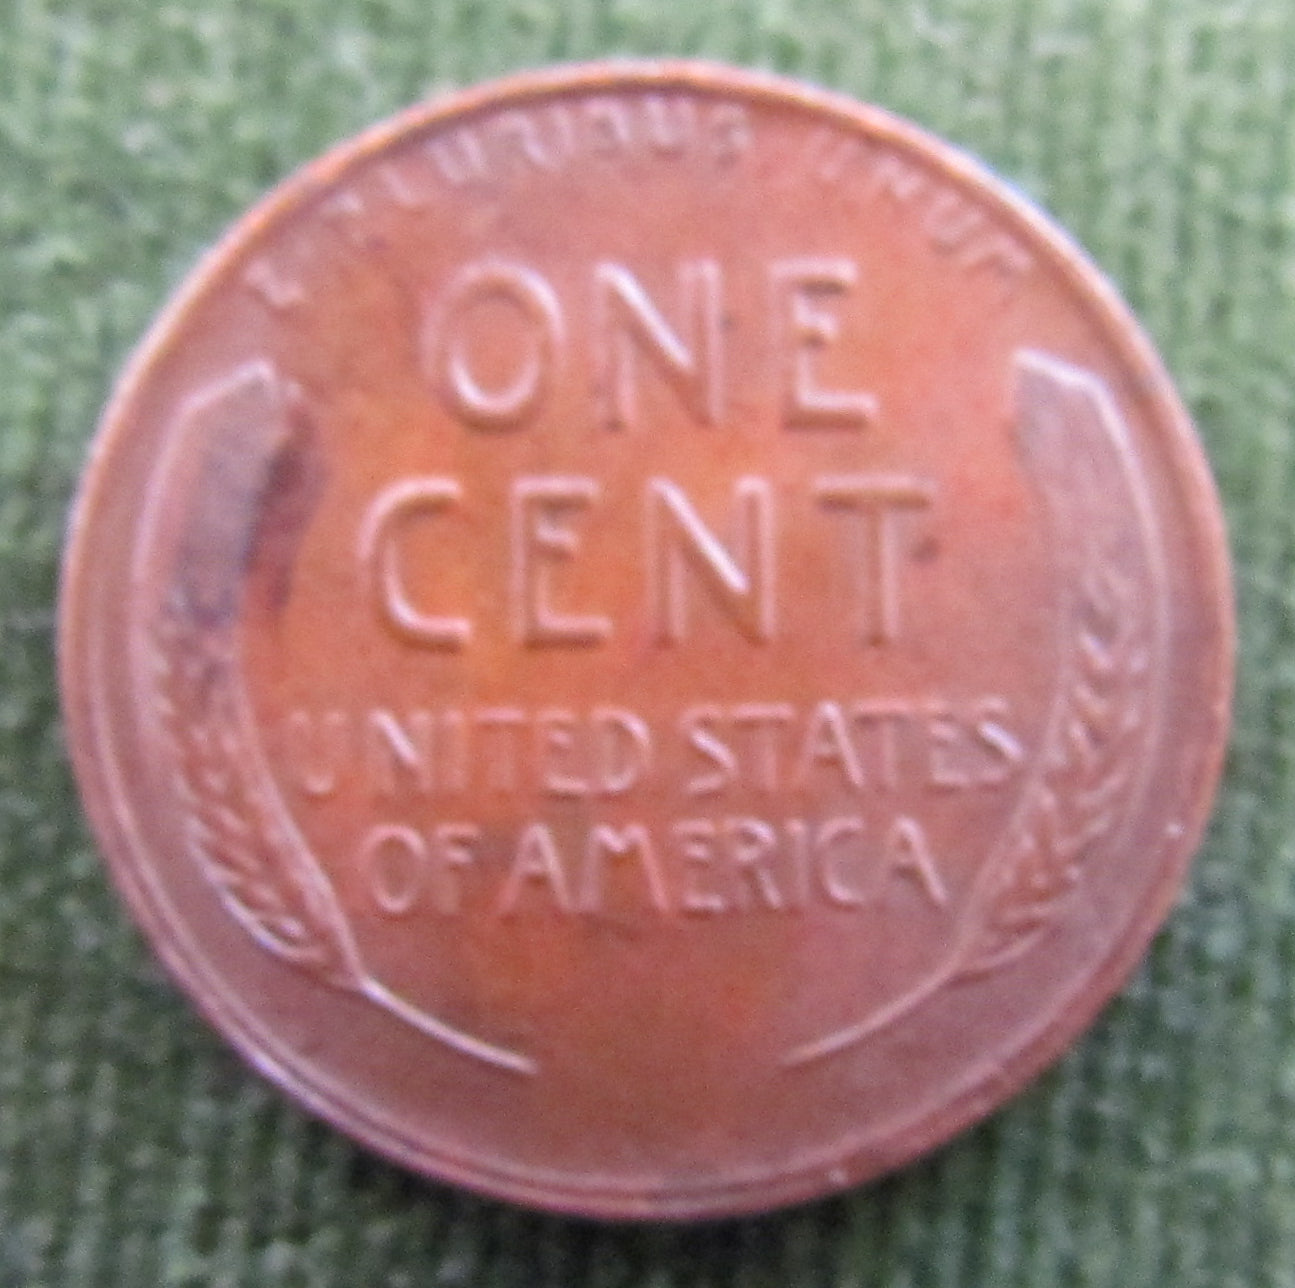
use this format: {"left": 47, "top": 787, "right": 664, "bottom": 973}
{"left": 0, "top": 0, "right": 1290, "bottom": 1283}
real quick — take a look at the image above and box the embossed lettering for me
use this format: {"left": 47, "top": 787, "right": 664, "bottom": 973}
{"left": 884, "top": 815, "right": 947, "bottom": 908}
{"left": 709, "top": 103, "right": 753, "bottom": 164}
{"left": 927, "top": 706, "right": 971, "bottom": 788}
{"left": 867, "top": 151, "right": 927, "bottom": 205}
{"left": 852, "top": 700, "right": 912, "bottom": 789}
{"left": 498, "top": 823, "right": 572, "bottom": 914}
{"left": 431, "top": 823, "right": 479, "bottom": 914}
{"left": 361, "top": 478, "right": 470, "bottom": 649}
{"left": 493, "top": 111, "right": 557, "bottom": 172}
{"left": 417, "top": 256, "right": 885, "bottom": 438}
{"left": 582, "top": 99, "right": 633, "bottom": 155}
{"left": 378, "top": 162, "right": 429, "bottom": 210}
{"left": 367, "top": 709, "right": 434, "bottom": 796}
{"left": 284, "top": 709, "right": 348, "bottom": 797}
{"left": 681, "top": 705, "right": 738, "bottom": 795}
{"left": 349, "top": 812, "right": 954, "bottom": 918}
{"left": 358, "top": 822, "right": 480, "bottom": 916}
{"left": 923, "top": 698, "right": 1028, "bottom": 789}
{"left": 674, "top": 820, "right": 726, "bottom": 913}
{"left": 412, "top": 96, "right": 749, "bottom": 189}
{"left": 591, "top": 707, "right": 652, "bottom": 794}
{"left": 772, "top": 258, "right": 877, "bottom": 430}
{"left": 512, "top": 476, "right": 611, "bottom": 646}
{"left": 477, "top": 708, "right": 526, "bottom": 791}
{"left": 726, "top": 817, "right": 783, "bottom": 910}
{"left": 295, "top": 699, "right": 1019, "bottom": 798}
{"left": 321, "top": 188, "right": 368, "bottom": 247}
{"left": 815, "top": 817, "right": 867, "bottom": 907}
{"left": 807, "top": 137, "right": 1034, "bottom": 293}
{"left": 581, "top": 824, "right": 669, "bottom": 912}
{"left": 732, "top": 702, "right": 795, "bottom": 792}
{"left": 643, "top": 95, "right": 696, "bottom": 153}
{"left": 956, "top": 231, "right": 1034, "bottom": 288}
{"left": 535, "top": 708, "right": 591, "bottom": 797}
{"left": 429, "top": 128, "right": 488, "bottom": 185}
{"left": 922, "top": 189, "right": 984, "bottom": 252}
{"left": 973, "top": 697, "right": 1025, "bottom": 783}
{"left": 810, "top": 132, "right": 867, "bottom": 184}
{"left": 442, "top": 709, "right": 469, "bottom": 793}
{"left": 793, "top": 700, "right": 866, "bottom": 789}
{"left": 361, "top": 824, "right": 427, "bottom": 917}
{"left": 786, "top": 816, "right": 813, "bottom": 907}
{"left": 244, "top": 257, "right": 305, "bottom": 311}
{"left": 595, "top": 260, "right": 722, "bottom": 431}
{"left": 425, "top": 260, "right": 563, "bottom": 430}
{"left": 647, "top": 477, "right": 774, "bottom": 644}
{"left": 816, "top": 475, "right": 934, "bottom": 645}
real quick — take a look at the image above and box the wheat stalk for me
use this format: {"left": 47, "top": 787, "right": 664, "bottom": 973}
{"left": 953, "top": 550, "right": 1149, "bottom": 978}
{"left": 153, "top": 594, "right": 367, "bottom": 987}
{"left": 784, "top": 351, "right": 1161, "bottom": 1067}
{"left": 151, "top": 587, "right": 536, "bottom": 1074}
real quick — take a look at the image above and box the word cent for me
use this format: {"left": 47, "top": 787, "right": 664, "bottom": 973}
{"left": 59, "top": 63, "right": 1233, "bottom": 1219}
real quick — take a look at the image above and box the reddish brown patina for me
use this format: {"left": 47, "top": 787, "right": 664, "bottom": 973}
{"left": 59, "top": 63, "right": 1233, "bottom": 1219}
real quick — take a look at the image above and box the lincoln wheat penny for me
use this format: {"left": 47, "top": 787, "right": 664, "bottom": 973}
{"left": 59, "top": 62, "right": 1234, "bottom": 1219}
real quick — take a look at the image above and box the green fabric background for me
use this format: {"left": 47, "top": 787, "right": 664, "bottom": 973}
{"left": 0, "top": 0, "right": 1290, "bottom": 1283}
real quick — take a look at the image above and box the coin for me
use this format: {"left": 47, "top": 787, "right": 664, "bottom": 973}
{"left": 59, "top": 62, "right": 1233, "bottom": 1219}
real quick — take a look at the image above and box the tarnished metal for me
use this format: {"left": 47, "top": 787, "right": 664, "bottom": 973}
{"left": 59, "top": 62, "right": 1233, "bottom": 1219}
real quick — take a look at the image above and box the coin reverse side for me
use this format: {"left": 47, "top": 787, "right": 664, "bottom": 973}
{"left": 59, "top": 63, "right": 1233, "bottom": 1219}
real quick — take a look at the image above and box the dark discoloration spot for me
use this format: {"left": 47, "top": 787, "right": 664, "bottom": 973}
{"left": 911, "top": 534, "right": 941, "bottom": 563}
{"left": 175, "top": 441, "right": 278, "bottom": 629}
{"left": 170, "top": 365, "right": 324, "bottom": 628}
{"left": 244, "top": 395, "right": 326, "bottom": 614}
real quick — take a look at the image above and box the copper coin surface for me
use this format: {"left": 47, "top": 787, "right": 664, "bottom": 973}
{"left": 59, "top": 62, "right": 1233, "bottom": 1219}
